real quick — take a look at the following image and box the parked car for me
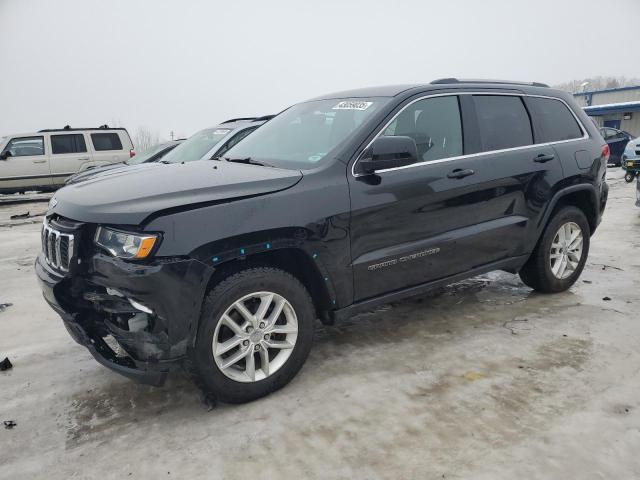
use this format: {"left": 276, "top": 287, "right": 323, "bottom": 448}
{"left": 65, "top": 140, "right": 183, "bottom": 185}
{"left": 64, "top": 117, "right": 272, "bottom": 186}
{"left": 37, "top": 79, "right": 608, "bottom": 403}
{"left": 0, "top": 126, "right": 134, "bottom": 193}
{"left": 159, "top": 116, "right": 274, "bottom": 164}
{"left": 600, "top": 127, "right": 632, "bottom": 167}
{"left": 622, "top": 137, "right": 640, "bottom": 182}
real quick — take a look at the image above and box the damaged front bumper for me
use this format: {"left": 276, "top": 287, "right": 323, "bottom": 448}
{"left": 35, "top": 251, "right": 212, "bottom": 386}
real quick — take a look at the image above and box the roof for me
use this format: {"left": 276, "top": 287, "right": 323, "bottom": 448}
{"left": 309, "top": 79, "right": 553, "bottom": 101}
{"left": 583, "top": 101, "right": 640, "bottom": 116}
{"left": 574, "top": 85, "right": 640, "bottom": 97}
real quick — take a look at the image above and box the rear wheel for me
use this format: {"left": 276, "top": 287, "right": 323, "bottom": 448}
{"left": 519, "top": 206, "right": 590, "bottom": 293}
{"left": 187, "top": 267, "right": 315, "bottom": 403}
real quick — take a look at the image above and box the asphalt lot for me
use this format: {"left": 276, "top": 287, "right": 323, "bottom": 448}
{"left": 1, "top": 170, "right": 639, "bottom": 479}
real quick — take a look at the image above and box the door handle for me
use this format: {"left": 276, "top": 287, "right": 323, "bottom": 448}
{"left": 32, "top": 160, "right": 46, "bottom": 164}
{"left": 447, "top": 168, "right": 475, "bottom": 179}
{"left": 77, "top": 157, "right": 90, "bottom": 161}
{"left": 534, "top": 154, "right": 555, "bottom": 163}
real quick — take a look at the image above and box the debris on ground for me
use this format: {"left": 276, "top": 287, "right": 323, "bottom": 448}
{"left": 592, "top": 263, "right": 623, "bottom": 271}
{"left": 503, "top": 318, "right": 531, "bottom": 335}
{"left": 463, "top": 371, "right": 485, "bottom": 381}
{"left": 0, "top": 357, "right": 12, "bottom": 371}
{"left": 583, "top": 280, "right": 593, "bottom": 284}
{"left": 603, "top": 297, "right": 612, "bottom": 301}
{"left": 10, "top": 212, "right": 30, "bottom": 220}
{"left": 0, "top": 303, "right": 12, "bottom": 312}
{"left": 3, "top": 420, "right": 17, "bottom": 430}
{"left": 201, "top": 392, "right": 217, "bottom": 411}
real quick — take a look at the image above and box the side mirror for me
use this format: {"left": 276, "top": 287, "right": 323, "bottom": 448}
{"left": 356, "top": 136, "right": 418, "bottom": 175}
{"left": 0, "top": 151, "right": 10, "bottom": 160}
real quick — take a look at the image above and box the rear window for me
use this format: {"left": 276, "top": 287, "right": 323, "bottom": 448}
{"left": 474, "top": 95, "right": 533, "bottom": 151}
{"left": 91, "top": 132, "right": 123, "bottom": 151}
{"left": 526, "top": 97, "right": 583, "bottom": 143}
{"left": 51, "top": 134, "right": 87, "bottom": 154}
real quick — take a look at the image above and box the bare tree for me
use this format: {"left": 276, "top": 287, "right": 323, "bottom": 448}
{"left": 133, "top": 126, "right": 163, "bottom": 152}
{"left": 553, "top": 76, "right": 640, "bottom": 93}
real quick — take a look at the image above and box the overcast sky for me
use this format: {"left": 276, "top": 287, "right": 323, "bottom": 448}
{"left": 1, "top": 0, "right": 638, "bottom": 141}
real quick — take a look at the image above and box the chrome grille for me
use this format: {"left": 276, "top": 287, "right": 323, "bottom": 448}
{"left": 42, "top": 219, "right": 74, "bottom": 271}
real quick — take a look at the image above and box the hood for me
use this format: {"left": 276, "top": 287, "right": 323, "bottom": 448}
{"left": 65, "top": 162, "right": 143, "bottom": 185}
{"left": 51, "top": 160, "right": 303, "bottom": 225}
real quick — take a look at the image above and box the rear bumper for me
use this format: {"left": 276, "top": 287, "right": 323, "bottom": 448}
{"left": 36, "top": 252, "right": 212, "bottom": 386}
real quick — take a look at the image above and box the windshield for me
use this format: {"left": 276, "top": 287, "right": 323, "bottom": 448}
{"left": 223, "top": 98, "right": 388, "bottom": 169}
{"left": 162, "top": 127, "right": 232, "bottom": 163}
{"left": 127, "top": 142, "right": 175, "bottom": 165}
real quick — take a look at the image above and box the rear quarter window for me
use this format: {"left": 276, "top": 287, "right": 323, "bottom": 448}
{"left": 473, "top": 95, "right": 533, "bottom": 151}
{"left": 91, "top": 132, "right": 123, "bottom": 151}
{"left": 526, "top": 97, "right": 583, "bottom": 143}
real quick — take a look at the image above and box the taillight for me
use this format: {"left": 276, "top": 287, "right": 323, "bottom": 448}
{"left": 601, "top": 144, "right": 610, "bottom": 163}
{"left": 129, "top": 149, "right": 136, "bottom": 158}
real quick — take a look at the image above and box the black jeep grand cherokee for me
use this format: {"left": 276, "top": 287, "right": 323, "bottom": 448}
{"left": 37, "top": 79, "right": 609, "bottom": 403}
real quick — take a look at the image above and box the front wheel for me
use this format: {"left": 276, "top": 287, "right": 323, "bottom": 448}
{"left": 187, "top": 267, "right": 315, "bottom": 404}
{"left": 625, "top": 172, "right": 636, "bottom": 183}
{"left": 519, "top": 206, "right": 590, "bottom": 293}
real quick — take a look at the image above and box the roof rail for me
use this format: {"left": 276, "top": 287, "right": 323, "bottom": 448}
{"left": 38, "top": 124, "right": 128, "bottom": 133}
{"left": 430, "top": 78, "right": 549, "bottom": 88}
{"left": 220, "top": 117, "right": 257, "bottom": 124}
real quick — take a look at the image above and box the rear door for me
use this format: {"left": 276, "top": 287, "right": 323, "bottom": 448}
{"left": 49, "top": 133, "right": 91, "bottom": 185}
{"left": 465, "top": 94, "right": 566, "bottom": 258}
{"left": 0, "top": 135, "right": 52, "bottom": 191}
{"left": 89, "top": 131, "right": 126, "bottom": 166}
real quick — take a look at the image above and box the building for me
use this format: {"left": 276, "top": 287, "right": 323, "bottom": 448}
{"left": 573, "top": 86, "right": 640, "bottom": 136}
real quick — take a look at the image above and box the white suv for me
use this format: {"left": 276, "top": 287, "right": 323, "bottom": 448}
{"left": 0, "top": 126, "right": 134, "bottom": 193}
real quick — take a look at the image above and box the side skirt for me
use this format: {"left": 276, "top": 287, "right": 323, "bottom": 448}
{"left": 332, "top": 255, "right": 529, "bottom": 322}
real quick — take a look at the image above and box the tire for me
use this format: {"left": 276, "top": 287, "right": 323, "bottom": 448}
{"left": 187, "top": 267, "right": 315, "bottom": 404}
{"left": 519, "top": 206, "right": 590, "bottom": 293}
{"left": 625, "top": 172, "right": 635, "bottom": 183}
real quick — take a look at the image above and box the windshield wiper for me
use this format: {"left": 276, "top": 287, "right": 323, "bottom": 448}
{"left": 223, "top": 156, "right": 272, "bottom": 167}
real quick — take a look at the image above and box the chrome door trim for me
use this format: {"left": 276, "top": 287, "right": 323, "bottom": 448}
{"left": 351, "top": 91, "right": 589, "bottom": 178}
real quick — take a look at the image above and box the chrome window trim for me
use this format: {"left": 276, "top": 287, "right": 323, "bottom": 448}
{"left": 351, "top": 91, "right": 589, "bottom": 178}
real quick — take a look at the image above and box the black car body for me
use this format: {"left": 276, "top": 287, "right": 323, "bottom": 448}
{"left": 36, "top": 80, "right": 609, "bottom": 400}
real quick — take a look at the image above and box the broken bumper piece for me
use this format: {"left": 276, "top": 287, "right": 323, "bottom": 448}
{"left": 35, "top": 251, "right": 212, "bottom": 386}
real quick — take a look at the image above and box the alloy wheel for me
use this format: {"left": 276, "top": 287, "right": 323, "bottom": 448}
{"left": 212, "top": 291, "right": 298, "bottom": 383}
{"left": 549, "top": 221, "right": 583, "bottom": 280}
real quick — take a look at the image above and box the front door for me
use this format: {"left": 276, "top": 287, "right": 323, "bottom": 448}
{"left": 349, "top": 95, "right": 491, "bottom": 301}
{"left": 0, "top": 136, "right": 52, "bottom": 191}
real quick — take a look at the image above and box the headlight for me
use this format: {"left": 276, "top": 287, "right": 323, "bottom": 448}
{"left": 94, "top": 227, "right": 159, "bottom": 259}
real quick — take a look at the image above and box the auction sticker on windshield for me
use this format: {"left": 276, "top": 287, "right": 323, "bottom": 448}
{"left": 333, "top": 101, "right": 372, "bottom": 110}
{"left": 213, "top": 129, "right": 231, "bottom": 135}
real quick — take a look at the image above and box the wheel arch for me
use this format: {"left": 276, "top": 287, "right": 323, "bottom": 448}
{"left": 538, "top": 184, "right": 599, "bottom": 237}
{"left": 194, "top": 245, "right": 335, "bottom": 342}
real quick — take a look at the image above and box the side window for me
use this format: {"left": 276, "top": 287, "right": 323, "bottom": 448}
{"left": 91, "top": 132, "right": 123, "bottom": 151}
{"left": 51, "top": 134, "right": 87, "bottom": 154}
{"left": 2, "top": 136, "right": 44, "bottom": 157}
{"left": 383, "top": 95, "right": 463, "bottom": 161}
{"left": 216, "top": 127, "right": 257, "bottom": 158}
{"left": 526, "top": 97, "right": 583, "bottom": 143}
{"left": 473, "top": 95, "right": 533, "bottom": 151}
{"left": 603, "top": 128, "right": 616, "bottom": 140}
